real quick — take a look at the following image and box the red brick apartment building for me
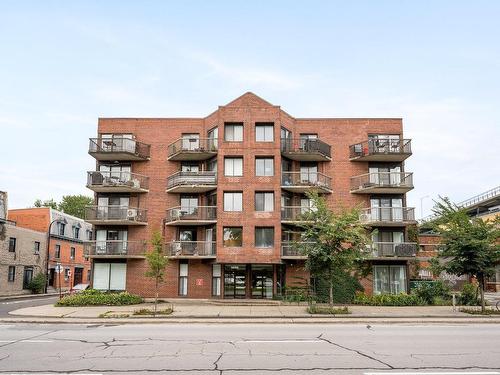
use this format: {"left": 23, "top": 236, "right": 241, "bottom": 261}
{"left": 84, "top": 92, "right": 415, "bottom": 298}
{"left": 8, "top": 208, "right": 93, "bottom": 290}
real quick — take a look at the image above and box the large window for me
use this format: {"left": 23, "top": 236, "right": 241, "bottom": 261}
{"left": 8, "top": 266, "right": 15, "bottom": 282}
{"left": 373, "top": 265, "right": 407, "bottom": 294}
{"left": 255, "top": 227, "right": 274, "bottom": 248}
{"left": 212, "top": 264, "right": 221, "bottom": 297}
{"left": 255, "top": 157, "right": 274, "bottom": 176}
{"left": 255, "top": 192, "right": 274, "bottom": 212}
{"left": 34, "top": 241, "right": 40, "bottom": 255}
{"left": 57, "top": 222, "right": 66, "bottom": 236}
{"left": 73, "top": 226, "right": 80, "bottom": 239}
{"left": 179, "top": 263, "right": 188, "bottom": 296}
{"left": 70, "top": 247, "right": 76, "bottom": 260}
{"left": 224, "top": 123, "right": 243, "bottom": 141}
{"left": 8, "top": 237, "right": 16, "bottom": 252}
{"left": 224, "top": 157, "right": 243, "bottom": 176}
{"left": 255, "top": 123, "right": 274, "bottom": 142}
{"left": 224, "top": 192, "right": 243, "bottom": 212}
{"left": 223, "top": 227, "right": 243, "bottom": 247}
{"left": 54, "top": 244, "right": 61, "bottom": 259}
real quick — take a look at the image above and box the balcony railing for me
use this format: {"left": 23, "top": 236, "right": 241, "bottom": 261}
{"left": 281, "top": 206, "right": 313, "bottom": 222}
{"left": 86, "top": 171, "right": 149, "bottom": 193}
{"left": 166, "top": 171, "right": 217, "bottom": 193}
{"left": 349, "top": 138, "right": 412, "bottom": 161}
{"left": 281, "top": 171, "right": 332, "bottom": 193}
{"left": 165, "top": 206, "right": 217, "bottom": 225}
{"left": 350, "top": 172, "right": 413, "bottom": 193}
{"left": 84, "top": 240, "right": 146, "bottom": 257}
{"left": 360, "top": 207, "right": 416, "bottom": 225}
{"left": 88, "top": 137, "right": 151, "bottom": 160}
{"left": 281, "top": 241, "right": 313, "bottom": 258}
{"left": 167, "top": 138, "right": 218, "bottom": 161}
{"left": 280, "top": 138, "right": 331, "bottom": 161}
{"left": 84, "top": 206, "right": 148, "bottom": 225}
{"left": 166, "top": 241, "right": 216, "bottom": 257}
{"left": 370, "top": 242, "right": 417, "bottom": 257}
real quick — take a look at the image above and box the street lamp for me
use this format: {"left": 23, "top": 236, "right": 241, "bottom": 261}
{"left": 420, "top": 195, "right": 430, "bottom": 220}
{"left": 44, "top": 217, "right": 68, "bottom": 294}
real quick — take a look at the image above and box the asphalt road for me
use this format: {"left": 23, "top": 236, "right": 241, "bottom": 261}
{"left": 0, "top": 295, "right": 59, "bottom": 317}
{"left": 0, "top": 323, "right": 499, "bottom": 374}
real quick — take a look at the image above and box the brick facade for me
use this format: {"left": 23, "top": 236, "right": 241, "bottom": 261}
{"left": 87, "top": 92, "right": 414, "bottom": 298}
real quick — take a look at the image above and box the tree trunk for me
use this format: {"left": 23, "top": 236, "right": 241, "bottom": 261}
{"left": 329, "top": 281, "right": 334, "bottom": 307}
{"left": 154, "top": 278, "right": 159, "bottom": 316}
{"left": 479, "top": 274, "right": 485, "bottom": 313}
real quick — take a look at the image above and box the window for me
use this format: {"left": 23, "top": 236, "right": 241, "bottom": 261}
{"left": 34, "top": 241, "right": 40, "bottom": 255}
{"left": 181, "top": 133, "right": 200, "bottom": 151}
{"left": 181, "top": 162, "right": 199, "bottom": 172}
{"left": 64, "top": 268, "right": 70, "bottom": 280}
{"left": 180, "top": 195, "right": 198, "bottom": 215}
{"left": 70, "top": 247, "right": 76, "bottom": 259}
{"left": 255, "top": 123, "right": 274, "bottom": 142}
{"left": 212, "top": 264, "right": 221, "bottom": 296}
{"left": 207, "top": 127, "right": 218, "bottom": 149}
{"left": 255, "top": 157, "right": 274, "bottom": 176}
{"left": 224, "top": 123, "right": 243, "bottom": 141}
{"left": 223, "top": 227, "right": 243, "bottom": 247}
{"left": 73, "top": 226, "right": 80, "bottom": 239}
{"left": 57, "top": 222, "right": 66, "bottom": 236}
{"left": 8, "top": 266, "right": 15, "bottom": 282}
{"left": 255, "top": 192, "right": 274, "bottom": 212}
{"left": 373, "top": 265, "right": 407, "bottom": 294}
{"left": 86, "top": 230, "right": 93, "bottom": 240}
{"left": 224, "top": 192, "right": 243, "bottom": 212}
{"left": 8, "top": 237, "right": 16, "bottom": 252}
{"left": 255, "top": 227, "right": 274, "bottom": 248}
{"left": 179, "top": 263, "right": 188, "bottom": 296}
{"left": 54, "top": 244, "right": 61, "bottom": 259}
{"left": 224, "top": 157, "right": 243, "bottom": 176}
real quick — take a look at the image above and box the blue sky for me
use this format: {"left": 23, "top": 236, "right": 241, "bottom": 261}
{"left": 1, "top": 0, "right": 499, "bottom": 217}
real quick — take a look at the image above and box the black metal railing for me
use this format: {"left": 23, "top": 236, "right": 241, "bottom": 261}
{"left": 349, "top": 138, "right": 411, "bottom": 159}
{"left": 86, "top": 171, "right": 149, "bottom": 191}
{"left": 280, "top": 138, "right": 331, "bottom": 158}
{"left": 89, "top": 137, "right": 151, "bottom": 159}
{"left": 84, "top": 240, "right": 146, "bottom": 257}
{"left": 281, "top": 171, "right": 332, "bottom": 190}
{"left": 281, "top": 206, "right": 312, "bottom": 221}
{"left": 167, "top": 137, "right": 218, "bottom": 157}
{"left": 370, "top": 242, "right": 417, "bottom": 257}
{"left": 165, "top": 241, "right": 216, "bottom": 256}
{"left": 360, "top": 207, "right": 416, "bottom": 223}
{"left": 166, "top": 171, "right": 217, "bottom": 190}
{"left": 281, "top": 242, "right": 313, "bottom": 257}
{"left": 166, "top": 206, "right": 217, "bottom": 223}
{"left": 350, "top": 172, "right": 413, "bottom": 191}
{"left": 84, "top": 206, "right": 148, "bottom": 223}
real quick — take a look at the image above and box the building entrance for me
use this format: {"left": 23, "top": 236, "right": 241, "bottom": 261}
{"left": 223, "top": 265, "right": 247, "bottom": 299}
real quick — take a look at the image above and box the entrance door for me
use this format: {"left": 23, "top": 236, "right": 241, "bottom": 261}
{"left": 251, "top": 265, "right": 274, "bottom": 299}
{"left": 23, "top": 267, "right": 34, "bottom": 289}
{"left": 224, "top": 265, "right": 247, "bottom": 299}
{"left": 49, "top": 269, "right": 55, "bottom": 287}
{"left": 73, "top": 268, "right": 83, "bottom": 285}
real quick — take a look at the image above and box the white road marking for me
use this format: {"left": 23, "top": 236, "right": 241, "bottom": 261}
{"left": 0, "top": 339, "right": 53, "bottom": 343}
{"left": 242, "top": 339, "right": 322, "bottom": 343}
{"left": 365, "top": 373, "right": 500, "bottom": 375}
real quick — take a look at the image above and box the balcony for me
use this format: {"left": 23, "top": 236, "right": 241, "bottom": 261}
{"left": 281, "top": 171, "right": 332, "bottom": 193}
{"left": 165, "top": 241, "right": 216, "bottom": 258}
{"left": 369, "top": 242, "right": 417, "bottom": 258}
{"left": 84, "top": 240, "right": 146, "bottom": 259}
{"left": 281, "top": 206, "right": 313, "bottom": 224}
{"left": 166, "top": 171, "right": 217, "bottom": 193}
{"left": 280, "top": 138, "right": 331, "bottom": 161}
{"left": 281, "top": 241, "right": 311, "bottom": 259}
{"left": 359, "top": 207, "right": 417, "bottom": 226}
{"left": 165, "top": 206, "right": 217, "bottom": 226}
{"left": 350, "top": 172, "right": 414, "bottom": 194}
{"left": 167, "top": 138, "right": 218, "bottom": 161}
{"left": 85, "top": 206, "right": 148, "bottom": 226}
{"left": 349, "top": 138, "right": 412, "bottom": 162}
{"left": 88, "top": 137, "right": 151, "bottom": 161}
{"left": 86, "top": 171, "right": 149, "bottom": 193}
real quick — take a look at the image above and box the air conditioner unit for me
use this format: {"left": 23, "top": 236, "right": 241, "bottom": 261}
{"left": 171, "top": 208, "right": 181, "bottom": 220}
{"left": 359, "top": 213, "right": 370, "bottom": 222}
{"left": 127, "top": 209, "right": 137, "bottom": 219}
{"left": 131, "top": 179, "right": 140, "bottom": 188}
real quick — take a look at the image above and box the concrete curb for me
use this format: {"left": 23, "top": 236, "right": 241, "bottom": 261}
{"left": 0, "top": 293, "right": 60, "bottom": 302}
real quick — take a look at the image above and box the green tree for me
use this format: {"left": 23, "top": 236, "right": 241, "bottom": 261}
{"left": 58, "top": 195, "right": 93, "bottom": 218}
{"left": 297, "top": 192, "right": 371, "bottom": 306}
{"left": 145, "top": 231, "right": 169, "bottom": 315}
{"left": 33, "top": 198, "right": 58, "bottom": 209}
{"left": 431, "top": 197, "right": 500, "bottom": 312}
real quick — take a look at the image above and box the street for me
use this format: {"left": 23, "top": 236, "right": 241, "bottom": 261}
{"left": 0, "top": 295, "right": 59, "bottom": 317}
{"left": 0, "top": 323, "right": 499, "bottom": 374}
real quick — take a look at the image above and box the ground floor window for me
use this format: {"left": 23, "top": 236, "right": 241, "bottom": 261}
{"left": 373, "top": 265, "right": 407, "bottom": 294}
{"left": 212, "top": 264, "right": 221, "bottom": 296}
{"left": 93, "top": 262, "right": 126, "bottom": 291}
{"left": 8, "top": 266, "right": 15, "bottom": 282}
{"left": 179, "top": 262, "right": 188, "bottom": 296}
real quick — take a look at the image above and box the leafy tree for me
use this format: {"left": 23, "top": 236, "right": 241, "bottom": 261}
{"left": 296, "top": 192, "right": 371, "bottom": 306}
{"left": 58, "top": 195, "right": 93, "bottom": 218}
{"left": 145, "top": 231, "right": 169, "bottom": 315}
{"left": 34, "top": 198, "right": 58, "bottom": 209}
{"left": 431, "top": 197, "right": 500, "bottom": 312}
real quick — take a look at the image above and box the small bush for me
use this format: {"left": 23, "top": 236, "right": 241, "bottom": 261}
{"left": 307, "top": 305, "right": 350, "bottom": 315}
{"left": 414, "top": 280, "right": 451, "bottom": 305}
{"left": 353, "top": 292, "right": 426, "bottom": 306}
{"left": 56, "top": 289, "right": 143, "bottom": 306}
{"left": 459, "top": 307, "right": 500, "bottom": 315}
{"left": 459, "top": 282, "right": 479, "bottom": 306}
{"left": 27, "top": 273, "right": 46, "bottom": 294}
{"left": 133, "top": 307, "right": 173, "bottom": 316}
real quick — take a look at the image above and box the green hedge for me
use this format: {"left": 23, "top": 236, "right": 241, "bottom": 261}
{"left": 413, "top": 280, "right": 451, "bottom": 305}
{"left": 56, "top": 289, "right": 143, "bottom": 306}
{"left": 311, "top": 271, "right": 364, "bottom": 304}
{"left": 353, "top": 293, "right": 426, "bottom": 306}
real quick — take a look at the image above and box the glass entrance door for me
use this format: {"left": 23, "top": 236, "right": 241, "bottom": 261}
{"left": 251, "top": 265, "right": 273, "bottom": 299}
{"left": 224, "top": 265, "right": 247, "bottom": 299}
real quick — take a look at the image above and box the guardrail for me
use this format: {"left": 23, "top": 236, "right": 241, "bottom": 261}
{"left": 350, "top": 172, "right": 413, "bottom": 191}
{"left": 166, "top": 171, "right": 217, "bottom": 190}
{"left": 84, "top": 206, "right": 147, "bottom": 223}
{"left": 370, "top": 242, "right": 417, "bottom": 257}
{"left": 359, "top": 207, "right": 416, "bottom": 223}
{"left": 166, "top": 241, "right": 216, "bottom": 257}
{"left": 349, "top": 138, "right": 411, "bottom": 159}
{"left": 281, "top": 171, "right": 332, "bottom": 190}
{"left": 280, "top": 138, "right": 331, "bottom": 158}
{"left": 89, "top": 137, "right": 151, "bottom": 159}
{"left": 167, "top": 138, "right": 218, "bottom": 157}
{"left": 166, "top": 206, "right": 217, "bottom": 223}
{"left": 84, "top": 240, "right": 146, "bottom": 256}
{"left": 86, "top": 171, "right": 149, "bottom": 190}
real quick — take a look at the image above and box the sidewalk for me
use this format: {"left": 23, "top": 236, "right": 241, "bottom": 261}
{"left": 0, "top": 292, "right": 60, "bottom": 301}
{"left": 5, "top": 300, "right": 500, "bottom": 323}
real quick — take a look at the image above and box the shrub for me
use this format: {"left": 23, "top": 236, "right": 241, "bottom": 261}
{"left": 307, "top": 305, "right": 350, "bottom": 315}
{"left": 27, "top": 273, "right": 46, "bottom": 294}
{"left": 133, "top": 307, "right": 173, "bottom": 316}
{"left": 56, "top": 289, "right": 143, "bottom": 306}
{"left": 414, "top": 280, "right": 451, "bottom": 305}
{"left": 353, "top": 292, "right": 425, "bottom": 306}
{"left": 460, "top": 307, "right": 500, "bottom": 315}
{"left": 311, "top": 270, "right": 364, "bottom": 304}
{"left": 459, "top": 282, "right": 479, "bottom": 306}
